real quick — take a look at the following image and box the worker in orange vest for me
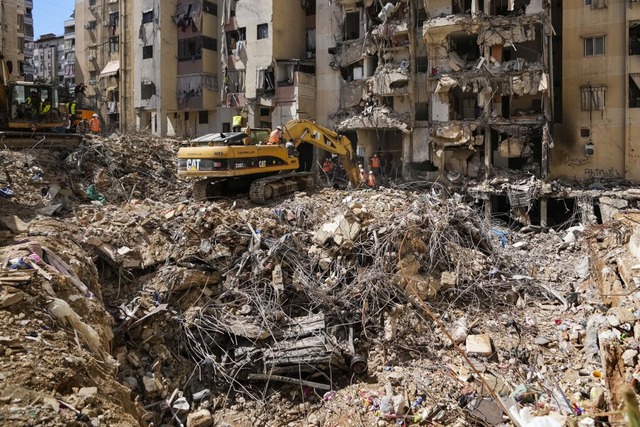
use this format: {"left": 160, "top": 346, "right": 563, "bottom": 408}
{"left": 89, "top": 114, "right": 101, "bottom": 135}
{"left": 322, "top": 158, "right": 334, "bottom": 174}
{"left": 268, "top": 126, "right": 282, "bottom": 144}
{"left": 359, "top": 165, "right": 367, "bottom": 185}
{"left": 367, "top": 171, "right": 376, "bottom": 188}
{"left": 372, "top": 153, "right": 381, "bottom": 176}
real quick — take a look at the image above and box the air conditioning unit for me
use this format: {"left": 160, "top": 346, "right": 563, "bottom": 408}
{"left": 103, "top": 21, "right": 110, "bottom": 27}
{"left": 88, "top": 54, "right": 96, "bottom": 61}
{"left": 89, "top": 5, "right": 96, "bottom": 11}
{"left": 88, "top": 79, "right": 96, "bottom": 85}
{"left": 84, "top": 23, "right": 91, "bottom": 29}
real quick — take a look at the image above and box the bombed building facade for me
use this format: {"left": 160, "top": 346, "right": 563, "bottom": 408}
{"left": 321, "top": 1, "right": 554, "bottom": 187}
{"left": 423, "top": 0, "right": 552, "bottom": 180}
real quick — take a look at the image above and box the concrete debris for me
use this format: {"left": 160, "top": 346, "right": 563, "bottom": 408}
{"left": 465, "top": 334, "right": 493, "bottom": 356}
{"left": 2, "top": 134, "right": 640, "bottom": 426}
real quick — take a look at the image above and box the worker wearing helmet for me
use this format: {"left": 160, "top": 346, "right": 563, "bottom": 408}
{"left": 367, "top": 171, "right": 377, "bottom": 189}
{"left": 268, "top": 126, "right": 282, "bottom": 145}
{"left": 359, "top": 164, "right": 367, "bottom": 185}
{"left": 89, "top": 113, "right": 101, "bottom": 135}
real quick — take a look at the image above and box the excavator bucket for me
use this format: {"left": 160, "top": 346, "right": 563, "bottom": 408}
{"left": 0, "top": 131, "right": 83, "bottom": 149}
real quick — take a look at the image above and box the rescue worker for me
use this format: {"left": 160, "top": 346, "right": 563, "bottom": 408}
{"left": 367, "top": 171, "right": 376, "bottom": 188}
{"left": 25, "top": 91, "right": 38, "bottom": 116}
{"left": 66, "top": 100, "right": 77, "bottom": 122}
{"left": 322, "top": 158, "right": 334, "bottom": 174}
{"left": 39, "top": 98, "right": 52, "bottom": 120}
{"left": 76, "top": 117, "right": 89, "bottom": 134}
{"left": 89, "top": 113, "right": 101, "bottom": 135}
{"left": 372, "top": 153, "right": 381, "bottom": 176}
{"left": 359, "top": 165, "right": 367, "bottom": 185}
{"left": 232, "top": 114, "right": 243, "bottom": 132}
{"left": 285, "top": 140, "right": 296, "bottom": 157}
{"left": 268, "top": 126, "right": 282, "bottom": 145}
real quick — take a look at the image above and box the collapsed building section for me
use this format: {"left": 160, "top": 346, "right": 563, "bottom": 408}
{"left": 423, "top": 0, "right": 553, "bottom": 223}
{"left": 329, "top": 0, "right": 427, "bottom": 178}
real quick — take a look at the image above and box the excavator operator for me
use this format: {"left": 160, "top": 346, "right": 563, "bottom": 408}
{"left": 24, "top": 90, "right": 39, "bottom": 117}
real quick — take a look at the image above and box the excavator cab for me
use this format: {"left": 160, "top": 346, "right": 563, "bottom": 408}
{"left": 8, "top": 82, "right": 64, "bottom": 129}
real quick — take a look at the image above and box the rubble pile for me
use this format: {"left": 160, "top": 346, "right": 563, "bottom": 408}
{"left": 2, "top": 136, "right": 640, "bottom": 426}
{"left": 0, "top": 220, "right": 140, "bottom": 425}
{"left": 0, "top": 133, "right": 184, "bottom": 218}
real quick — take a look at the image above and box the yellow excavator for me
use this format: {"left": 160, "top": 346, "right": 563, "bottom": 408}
{"left": 0, "top": 55, "right": 83, "bottom": 148}
{"left": 177, "top": 119, "right": 361, "bottom": 203}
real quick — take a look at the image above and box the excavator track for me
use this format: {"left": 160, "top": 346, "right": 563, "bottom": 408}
{"left": 192, "top": 178, "right": 224, "bottom": 201}
{"left": 249, "top": 172, "right": 315, "bottom": 204}
{"left": 0, "top": 131, "right": 83, "bottom": 149}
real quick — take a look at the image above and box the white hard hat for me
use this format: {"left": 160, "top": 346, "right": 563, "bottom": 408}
{"left": 92, "top": 114, "right": 98, "bottom": 118}
{"left": 276, "top": 126, "right": 282, "bottom": 130}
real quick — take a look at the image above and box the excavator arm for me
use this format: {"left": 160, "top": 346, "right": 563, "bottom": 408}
{"left": 281, "top": 119, "right": 360, "bottom": 188}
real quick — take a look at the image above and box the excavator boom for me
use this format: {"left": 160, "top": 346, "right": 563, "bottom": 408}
{"left": 281, "top": 119, "right": 360, "bottom": 188}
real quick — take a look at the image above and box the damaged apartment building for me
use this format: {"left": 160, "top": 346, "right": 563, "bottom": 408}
{"left": 422, "top": 0, "right": 559, "bottom": 226}
{"left": 324, "top": 0, "right": 552, "bottom": 184}
{"left": 326, "top": 0, "right": 426, "bottom": 178}
{"left": 423, "top": 0, "right": 552, "bottom": 182}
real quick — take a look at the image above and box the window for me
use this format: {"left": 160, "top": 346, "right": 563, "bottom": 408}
{"left": 584, "top": 36, "right": 605, "bottom": 56}
{"left": 630, "top": 74, "right": 640, "bottom": 108}
{"left": 257, "top": 23, "right": 268, "bottom": 40}
{"left": 109, "top": 36, "right": 119, "bottom": 53}
{"left": 226, "top": 28, "right": 245, "bottom": 51}
{"left": 184, "top": 111, "right": 190, "bottom": 120}
{"left": 17, "top": 14, "right": 24, "bottom": 33}
{"left": 86, "top": 20, "right": 97, "bottom": 30}
{"left": 141, "top": 82, "right": 155, "bottom": 99}
{"left": 588, "top": 0, "right": 608, "bottom": 8}
{"left": 202, "top": 37, "right": 217, "bottom": 51}
{"left": 109, "top": 12, "right": 120, "bottom": 27}
{"left": 581, "top": 84, "right": 606, "bottom": 111}
{"left": 89, "top": 71, "right": 97, "bottom": 81}
{"left": 580, "top": 128, "right": 591, "bottom": 137}
{"left": 203, "top": 1, "right": 217, "bottom": 15}
{"left": 199, "top": 111, "right": 208, "bottom": 124}
{"left": 630, "top": 22, "right": 640, "bottom": 55}
{"left": 142, "top": 10, "right": 153, "bottom": 24}
{"left": 416, "top": 56, "right": 428, "bottom": 73}
{"left": 344, "top": 12, "right": 359, "bottom": 41}
{"left": 222, "top": 122, "right": 230, "bottom": 132}
{"left": 143, "top": 45, "right": 153, "bottom": 59}
{"left": 17, "top": 37, "right": 24, "bottom": 54}
{"left": 178, "top": 38, "right": 202, "bottom": 61}
{"left": 417, "top": 7, "right": 427, "bottom": 29}
{"left": 89, "top": 0, "right": 96, "bottom": 6}
{"left": 178, "top": 37, "right": 217, "bottom": 61}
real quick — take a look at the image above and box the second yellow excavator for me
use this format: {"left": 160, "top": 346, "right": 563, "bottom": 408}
{"left": 0, "top": 53, "right": 83, "bottom": 148}
{"left": 177, "top": 119, "right": 360, "bottom": 203}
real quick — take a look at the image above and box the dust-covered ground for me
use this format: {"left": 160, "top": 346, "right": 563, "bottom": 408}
{"left": 0, "top": 133, "right": 638, "bottom": 426}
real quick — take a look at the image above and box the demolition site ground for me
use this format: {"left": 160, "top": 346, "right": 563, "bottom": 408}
{"left": 1, "top": 133, "right": 640, "bottom": 427}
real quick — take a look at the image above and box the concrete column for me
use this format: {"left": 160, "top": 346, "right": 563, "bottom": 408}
{"left": 484, "top": 196, "right": 494, "bottom": 221}
{"left": 484, "top": 127, "right": 492, "bottom": 179}
{"left": 402, "top": 132, "right": 413, "bottom": 179}
{"left": 540, "top": 197, "right": 548, "bottom": 228}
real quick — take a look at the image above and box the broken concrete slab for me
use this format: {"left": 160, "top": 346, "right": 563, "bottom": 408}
{"left": 0, "top": 216, "right": 29, "bottom": 234}
{"left": 466, "top": 334, "right": 493, "bottom": 356}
